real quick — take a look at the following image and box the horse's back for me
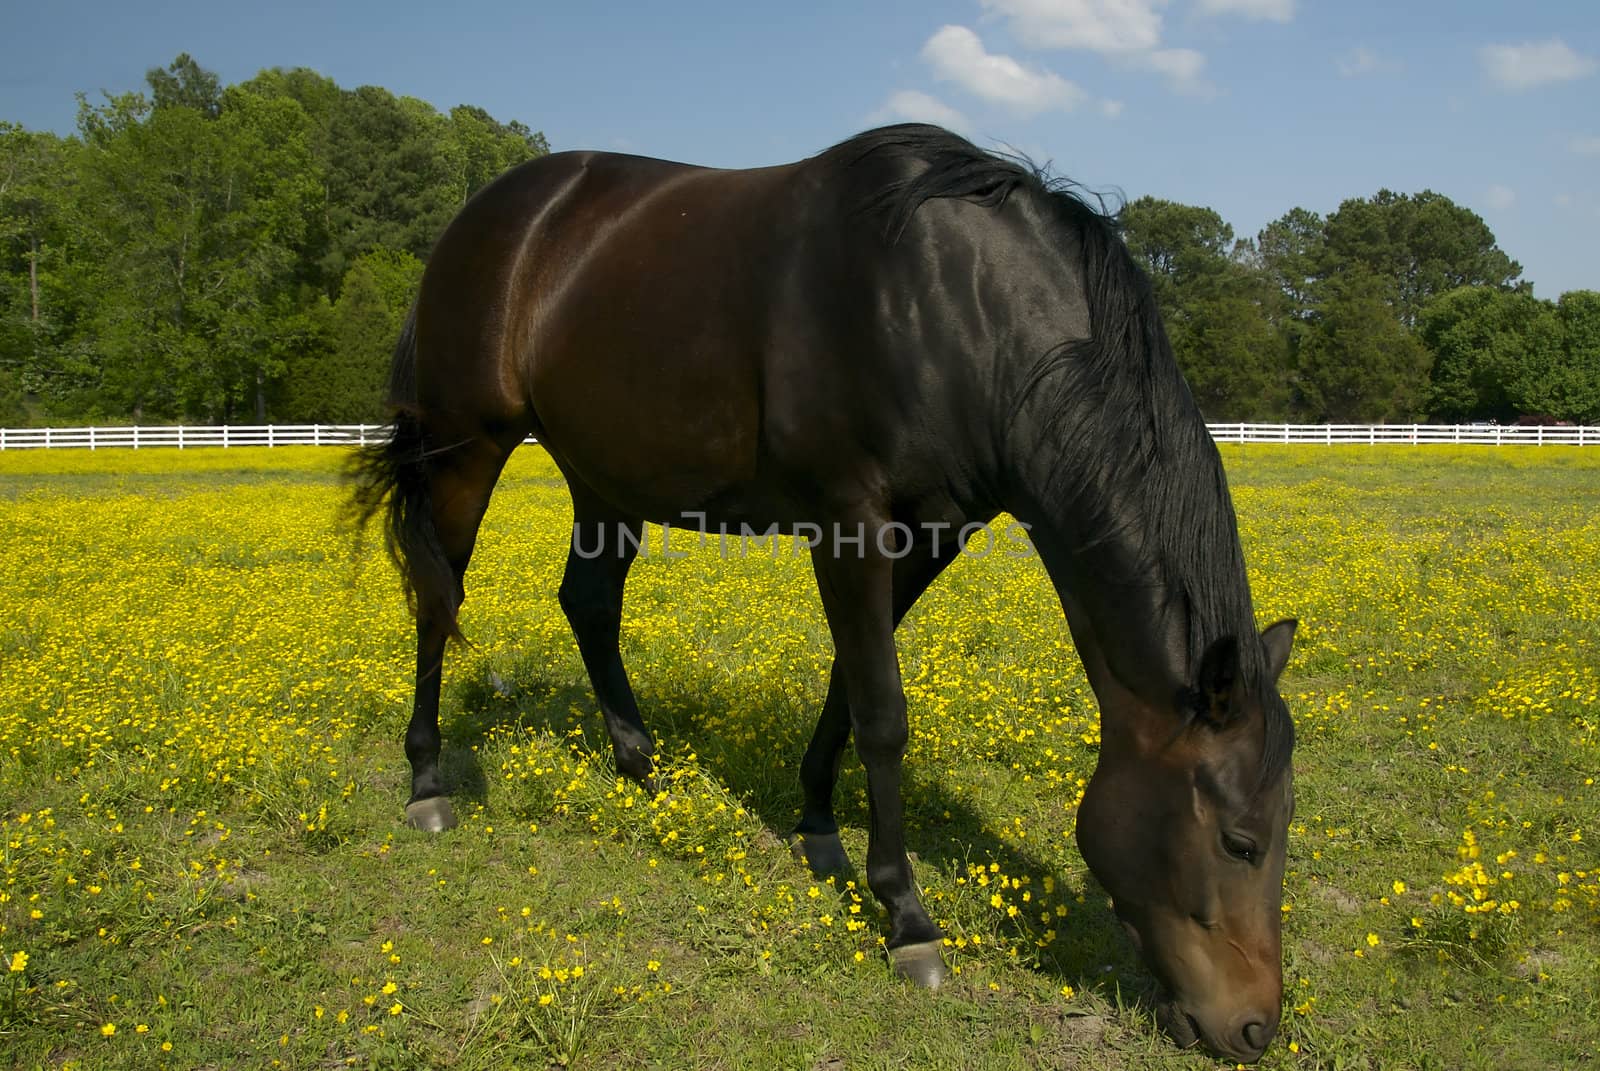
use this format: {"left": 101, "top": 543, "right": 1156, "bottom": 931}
{"left": 411, "top": 140, "right": 994, "bottom": 525}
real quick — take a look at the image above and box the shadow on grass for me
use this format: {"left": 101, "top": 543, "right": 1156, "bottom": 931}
{"left": 424, "top": 643, "right": 1159, "bottom": 1021}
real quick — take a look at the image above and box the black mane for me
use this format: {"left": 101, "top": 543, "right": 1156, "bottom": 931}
{"left": 837, "top": 124, "right": 1293, "bottom": 785}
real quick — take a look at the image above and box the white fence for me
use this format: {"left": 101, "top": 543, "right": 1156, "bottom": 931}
{"left": 1205, "top": 422, "right": 1597, "bottom": 446}
{"left": 0, "top": 424, "right": 383, "bottom": 450}
{"left": 0, "top": 422, "right": 1596, "bottom": 451}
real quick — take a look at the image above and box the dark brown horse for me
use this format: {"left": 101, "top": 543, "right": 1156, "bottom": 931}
{"left": 352, "top": 124, "right": 1297, "bottom": 1062}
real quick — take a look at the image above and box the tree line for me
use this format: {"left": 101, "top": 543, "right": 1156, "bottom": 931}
{"left": 1120, "top": 196, "right": 1599, "bottom": 424}
{"left": 0, "top": 55, "right": 546, "bottom": 425}
{"left": 2, "top": 56, "right": 1596, "bottom": 426}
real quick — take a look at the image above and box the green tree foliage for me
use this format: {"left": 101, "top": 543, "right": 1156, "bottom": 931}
{"left": 1120, "top": 198, "right": 1290, "bottom": 418}
{"left": 1321, "top": 190, "right": 1522, "bottom": 329}
{"left": 1, "top": 122, "right": 79, "bottom": 416}
{"left": 281, "top": 247, "right": 423, "bottom": 423}
{"left": 1297, "top": 270, "right": 1432, "bottom": 421}
{"left": 1256, "top": 207, "right": 1324, "bottom": 321}
{"left": 245, "top": 71, "right": 548, "bottom": 287}
{"left": 69, "top": 83, "right": 320, "bottom": 420}
{"left": 0, "top": 55, "right": 546, "bottom": 424}
{"left": 146, "top": 53, "right": 222, "bottom": 118}
{"left": 1534, "top": 291, "right": 1600, "bottom": 423}
{"left": 1417, "top": 287, "right": 1600, "bottom": 424}
{"left": 1175, "top": 264, "right": 1293, "bottom": 420}
{"left": 1419, "top": 287, "right": 1557, "bottom": 422}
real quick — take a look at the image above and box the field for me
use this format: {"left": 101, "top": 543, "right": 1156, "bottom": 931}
{"left": 1, "top": 444, "right": 1597, "bottom": 1070}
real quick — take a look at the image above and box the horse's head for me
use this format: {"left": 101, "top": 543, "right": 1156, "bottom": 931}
{"left": 1076, "top": 619, "right": 1297, "bottom": 1063}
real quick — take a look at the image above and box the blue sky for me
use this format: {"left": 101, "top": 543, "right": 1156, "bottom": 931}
{"left": 5, "top": 0, "right": 1596, "bottom": 296}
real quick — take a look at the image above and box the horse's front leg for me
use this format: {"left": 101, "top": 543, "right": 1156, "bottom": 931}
{"left": 794, "top": 536, "right": 961, "bottom": 879}
{"left": 810, "top": 522, "right": 947, "bottom": 988}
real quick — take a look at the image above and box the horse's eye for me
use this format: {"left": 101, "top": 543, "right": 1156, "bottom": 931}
{"left": 1222, "top": 832, "right": 1258, "bottom": 863}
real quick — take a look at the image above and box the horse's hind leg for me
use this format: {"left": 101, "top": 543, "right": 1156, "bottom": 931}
{"left": 400, "top": 434, "right": 515, "bottom": 832}
{"left": 559, "top": 489, "right": 655, "bottom": 783}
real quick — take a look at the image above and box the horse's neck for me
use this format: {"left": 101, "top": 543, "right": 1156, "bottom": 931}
{"left": 1022, "top": 507, "right": 1189, "bottom": 710}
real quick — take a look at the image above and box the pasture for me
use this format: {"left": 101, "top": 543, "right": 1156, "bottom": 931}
{"left": 1, "top": 444, "right": 1596, "bottom": 1069}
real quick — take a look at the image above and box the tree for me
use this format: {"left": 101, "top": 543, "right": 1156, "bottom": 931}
{"left": 1120, "top": 197, "right": 1290, "bottom": 418}
{"left": 146, "top": 53, "right": 222, "bottom": 118}
{"left": 242, "top": 70, "right": 547, "bottom": 295}
{"left": 1532, "top": 291, "right": 1600, "bottom": 423}
{"left": 1419, "top": 286, "right": 1558, "bottom": 422}
{"left": 1297, "top": 270, "right": 1432, "bottom": 422}
{"left": 1, "top": 123, "right": 78, "bottom": 415}
{"left": 448, "top": 104, "right": 549, "bottom": 203}
{"left": 1172, "top": 263, "right": 1293, "bottom": 419}
{"left": 310, "top": 86, "right": 463, "bottom": 282}
{"left": 1, "top": 56, "right": 551, "bottom": 425}
{"left": 1256, "top": 207, "right": 1324, "bottom": 320}
{"left": 1321, "top": 190, "right": 1521, "bottom": 329}
{"left": 280, "top": 247, "right": 422, "bottom": 422}
{"left": 70, "top": 66, "right": 320, "bottom": 421}
{"left": 1120, "top": 197, "right": 1235, "bottom": 315}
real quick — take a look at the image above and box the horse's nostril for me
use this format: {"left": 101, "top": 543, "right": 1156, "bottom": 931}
{"left": 1240, "top": 1019, "right": 1269, "bottom": 1053}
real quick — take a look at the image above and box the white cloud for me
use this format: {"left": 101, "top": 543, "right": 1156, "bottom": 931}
{"left": 979, "top": 0, "right": 1165, "bottom": 54}
{"left": 1485, "top": 184, "right": 1516, "bottom": 211}
{"left": 921, "top": 25, "right": 1089, "bottom": 114}
{"left": 1569, "top": 134, "right": 1600, "bottom": 157}
{"left": 869, "top": 90, "right": 973, "bottom": 133}
{"left": 1196, "top": 0, "right": 1294, "bottom": 21}
{"left": 1479, "top": 38, "right": 1596, "bottom": 91}
{"left": 1099, "top": 98, "right": 1126, "bottom": 118}
{"left": 976, "top": 0, "right": 1225, "bottom": 98}
{"left": 1337, "top": 46, "right": 1379, "bottom": 77}
{"left": 1139, "top": 47, "right": 1213, "bottom": 94}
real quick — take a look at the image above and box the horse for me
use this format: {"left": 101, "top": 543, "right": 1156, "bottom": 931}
{"left": 350, "top": 124, "right": 1298, "bottom": 1063}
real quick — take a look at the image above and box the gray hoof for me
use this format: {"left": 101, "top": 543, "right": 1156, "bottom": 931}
{"left": 889, "top": 939, "right": 949, "bottom": 989}
{"left": 405, "top": 797, "right": 458, "bottom": 833}
{"left": 789, "top": 831, "right": 851, "bottom": 879}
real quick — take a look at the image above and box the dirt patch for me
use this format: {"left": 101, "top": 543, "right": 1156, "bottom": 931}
{"left": 1310, "top": 882, "right": 1363, "bottom": 914}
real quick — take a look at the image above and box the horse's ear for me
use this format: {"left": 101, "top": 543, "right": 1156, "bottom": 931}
{"left": 1193, "top": 634, "right": 1242, "bottom": 729}
{"left": 1261, "top": 619, "right": 1297, "bottom": 682}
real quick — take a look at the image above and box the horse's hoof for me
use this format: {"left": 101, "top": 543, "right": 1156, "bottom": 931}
{"left": 789, "top": 831, "right": 851, "bottom": 879}
{"left": 889, "top": 939, "right": 949, "bottom": 989}
{"left": 405, "top": 797, "right": 458, "bottom": 833}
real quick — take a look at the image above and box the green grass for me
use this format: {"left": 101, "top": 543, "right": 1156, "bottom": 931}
{"left": 1, "top": 444, "right": 1597, "bottom": 1070}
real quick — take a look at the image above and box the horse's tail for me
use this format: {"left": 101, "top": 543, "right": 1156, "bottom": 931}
{"left": 346, "top": 307, "right": 463, "bottom": 640}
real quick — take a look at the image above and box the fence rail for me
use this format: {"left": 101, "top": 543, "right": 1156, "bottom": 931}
{"left": 0, "top": 424, "right": 383, "bottom": 450}
{"left": 0, "top": 422, "right": 1595, "bottom": 451}
{"left": 1205, "top": 422, "right": 1596, "bottom": 446}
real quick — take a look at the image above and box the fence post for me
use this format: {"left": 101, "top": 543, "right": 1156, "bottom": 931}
{"left": 1537, "top": 425, "right": 1544, "bottom": 446}
{"left": 223, "top": 425, "right": 230, "bottom": 449}
{"left": 268, "top": 424, "right": 275, "bottom": 448}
